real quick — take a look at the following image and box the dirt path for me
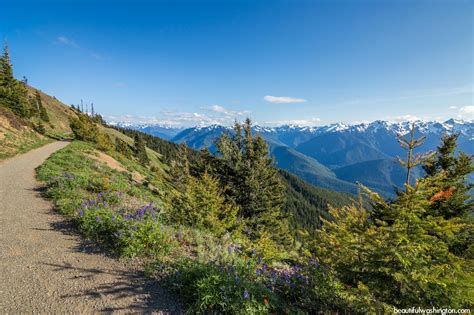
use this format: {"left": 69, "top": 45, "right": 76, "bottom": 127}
{"left": 0, "top": 141, "right": 180, "bottom": 314}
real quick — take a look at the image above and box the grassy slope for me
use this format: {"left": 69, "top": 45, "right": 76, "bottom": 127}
{"left": 0, "top": 106, "right": 51, "bottom": 159}
{"left": 36, "top": 141, "right": 171, "bottom": 213}
{"left": 0, "top": 86, "right": 77, "bottom": 160}
{"left": 26, "top": 86, "right": 77, "bottom": 135}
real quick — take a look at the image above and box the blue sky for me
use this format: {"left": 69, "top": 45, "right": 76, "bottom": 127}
{"left": 1, "top": 0, "right": 473, "bottom": 126}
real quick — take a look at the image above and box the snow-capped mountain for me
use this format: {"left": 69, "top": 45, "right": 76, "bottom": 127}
{"left": 112, "top": 119, "right": 473, "bottom": 196}
{"left": 108, "top": 121, "right": 184, "bottom": 140}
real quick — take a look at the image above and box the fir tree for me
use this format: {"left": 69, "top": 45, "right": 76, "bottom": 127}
{"left": 215, "top": 119, "right": 291, "bottom": 247}
{"left": 133, "top": 134, "right": 149, "bottom": 165}
{"left": 396, "top": 124, "right": 433, "bottom": 190}
{"left": 115, "top": 137, "right": 133, "bottom": 158}
{"left": 171, "top": 172, "right": 239, "bottom": 236}
{"left": 422, "top": 134, "right": 474, "bottom": 257}
{"left": 170, "top": 143, "right": 190, "bottom": 193}
{"left": 35, "top": 90, "right": 49, "bottom": 122}
{"left": 314, "top": 132, "right": 469, "bottom": 308}
{"left": 423, "top": 133, "right": 473, "bottom": 219}
{"left": 0, "top": 43, "right": 30, "bottom": 117}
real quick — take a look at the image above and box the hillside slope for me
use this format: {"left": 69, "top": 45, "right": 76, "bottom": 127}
{"left": 272, "top": 146, "right": 358, "bottom": 194}
{"left": 0, "top": 86, "right": 77, "bottom": 159}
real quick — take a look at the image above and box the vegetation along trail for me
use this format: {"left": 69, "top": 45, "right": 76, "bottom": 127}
{"left": 0, "top": 141, "right": 178, "bottom": 313}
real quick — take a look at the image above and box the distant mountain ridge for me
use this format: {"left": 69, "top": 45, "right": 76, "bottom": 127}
{"left": 111, "top": 119, "right": 473, "bottom": 196}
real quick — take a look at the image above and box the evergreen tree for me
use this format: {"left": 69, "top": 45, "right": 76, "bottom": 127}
{"left": 422, "top": 134, "right": 474, "bottom": 257}
{"left": 215, "top": 119, "right": 291, "bottom": 247}
{"left": 115, "top": 137, "right": 133, "bottom": 158}
{"left": 313, "top": 131, "right": 470, "bottom": 308}
{"left": 133, "top": 134, "right": 149, "bottom": 165}
{"left": 171, "top": 172, "right": 239, "bottom": 236}
{"left": 423, "top": 134, "right": 473, "bottom": 219}
{"left": 35, "top": 90, "right": 49, "bottom": 122}
{"left": 396, "top": 124, "right": 434, "bottom": 190}
{"left": 0, "top": 43, "right": 30, "bottom": 117}
{"left": 170, "top": 143, "right": 190, "bottom": 193}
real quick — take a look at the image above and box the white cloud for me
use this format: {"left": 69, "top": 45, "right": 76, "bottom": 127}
{"left": 107, "top": 105, "right": 252, "bottom": 128}
{"left": 387, "top": 114, "right": 420, "bottom": 122}
{"left": 460, "top": 105, "right": 474, "bottom": 114}
{"left": 263, "top": 95, "right": 307, "bottom": 103}
{"left": 458, "top": 105, "right": 474, "bottom": 119}
{"left": 201, "top": 104, "right": 251, "bottom": 117}
{"left": 449, "top": 105, "right": 458, "bottom": 109}
{"left": 262, "top": 117, "right": 321, "bottom": 127}
{"left": 55, "top": 36, "right": 78, "bottom": 47}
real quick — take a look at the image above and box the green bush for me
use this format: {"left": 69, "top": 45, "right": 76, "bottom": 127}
{"left": 118, "top": 205, "right": 176, "bottom": 258}
{"left": 115, "top": 137, "right": 133, "bottom": 158}
{"left": 77, "top": 193, "right": 175, "bottom": 258}
{"left": 167, "top": 258, "right": 278, "bottom": 314}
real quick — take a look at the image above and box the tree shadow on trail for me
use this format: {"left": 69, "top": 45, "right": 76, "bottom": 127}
{"left": 32, "top": 190, "right": 183, "bottom": 314}
{"left": 41, "top": 261, "right": 182, "bottom": 314}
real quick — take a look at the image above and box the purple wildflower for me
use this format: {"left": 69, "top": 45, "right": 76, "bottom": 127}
{"left": 243, "top": 288, "right": 249, "bottom": 300}
{"left": 79, "top": 209, "right": 84, "bottom": 217}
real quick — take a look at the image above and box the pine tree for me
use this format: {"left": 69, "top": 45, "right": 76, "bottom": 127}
{"left": 133, "top": 134, "right": 149, "bottom": 165}
{"left": 314, "top": 132, "right": 468, "bottom": 308}
{"left": 170, "top": 143, "right": 190, "bottom": 193}
{"left": 422, "top": 134, "right": 474, "bottom": 257}
{"left": 215, "top": 119, "right": 291, "bottom": 247}
{"left": 423, "top": 133, "right": 473, "bottom": 219}
{"left": 35, "top": 90, "right": 49, "bottom": 122}
{"left": 396, "top": 124, "right": 434, "bottom": 190}
{"left": 0, "top": 43, "right": 30, "bottom": 117}
{"left": 115, "top": 137, "right": 133, "bottom": 158}
{"left": 171, "top": 172, "right": 239, "bottom": 235}
{"left": 0, "top": 43, "right": 15, "bottom": 88}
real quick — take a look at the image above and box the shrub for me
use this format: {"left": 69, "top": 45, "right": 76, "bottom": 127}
{"left": 170, "top": 172, "right": 239, "bottom": 236}
{"left": 118, "top": 205, "right": 176, "bottom": 258}
{"left": 115, "top": 137, "right": 133, "bottom": 158}
{"left": 167, "top": 258, "right": 279, "bottom": 314}
{"left": 77, "top": 195, "right": 175, "bottom": 258}
{"left": 69, "top": 114, "right": 113, "bottom": 151}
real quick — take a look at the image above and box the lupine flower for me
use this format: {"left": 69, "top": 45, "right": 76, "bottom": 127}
{"left": 243, "top": 288, "right": 249, "bottom": 300}
{"left": 256, "top": 269, "right": 261, "bottom": 276}
{"left": 262, "top": 264, "right": 267, "bottom": 272}
{"left": 247, "top": 261, "right": 251, "bottom": 268}
{"left": 79, "top": 209, "right": 84, "bottom": 217}
{"left": 309, "top": 257, "right": 318, "bottom": 267}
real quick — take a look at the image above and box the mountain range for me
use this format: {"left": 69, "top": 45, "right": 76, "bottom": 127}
{"left": 109, "top": 119, "right": 474, "bottom": 196}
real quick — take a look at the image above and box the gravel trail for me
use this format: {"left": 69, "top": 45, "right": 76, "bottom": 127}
{"left": 0, "top": 141, "right": 179, "bottom": 314}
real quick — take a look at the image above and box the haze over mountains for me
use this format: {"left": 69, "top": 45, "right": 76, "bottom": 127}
{"left": 109, "top": 119, "right": 474, "bottom": 196}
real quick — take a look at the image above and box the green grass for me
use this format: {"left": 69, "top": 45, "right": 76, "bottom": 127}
{"left": 37, "top": 141, "right": 166, "bottom": 210}
{"left": 0, "top": 130, "right": 53, "bottom": 160}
